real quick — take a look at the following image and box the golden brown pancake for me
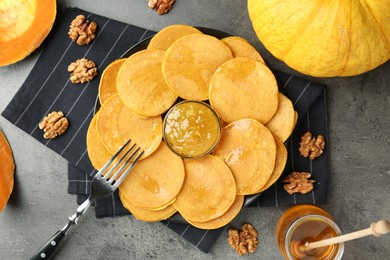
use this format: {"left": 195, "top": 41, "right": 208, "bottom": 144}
{"left": 173, "top": 155, "right": 236, "bottom": 222}
{"left": 86, "top": 112, "right": 113, "bottom": 170}
{"left": 209, "top": 57, "right": 279, "bottom": 124}
{"left": 98, "top": 58, "right": 126, "bottom": 105}
{"left": 221, "top": 36, "right": 265, "bottom": 63}
{"left": 117, "top": 49, "right": 177, "bottom": 117}
{"left": 119, "top": 191, "right": 177, "bottom": 222}
{"left": 147, "top": 24, "right": 203, "bottom": 51}
{"left": 96, "top": 95, "right": 162, "bottom": 158}
{"left": 213, "top": 118, "right": 276, "bottom": 195}
{"left": 265, "top": 93, "right": 296, "bottom": 143}
{"left": 257, "top": 136, "right": 288, "bottom": 192}
{"left": 162, "top": 34, "right": 233, "bottom": 100}
{"left": 118, "top": 141, "right": 185, "bottom": 209}
{"left": 185, "top": 195, "right": 244, "bottom": 229}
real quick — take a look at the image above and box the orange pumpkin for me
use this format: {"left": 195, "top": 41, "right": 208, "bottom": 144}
{"left": 0, "top": 131, "right": 15, "bottom": 212}
{"left": 0, "top": 0, "right": 57, "bottom": 66}
{"left": 248, "top": 0, "right": 390, "bottom": 77}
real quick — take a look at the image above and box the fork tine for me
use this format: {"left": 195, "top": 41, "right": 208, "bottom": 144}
{"left": 108, "top": 146, "right": 141, "bottom": 184}
{"left": 96, "top": 139, "right": 131, "bottom": 178}
{"left": 104, "top": 143, "right": 136, "bottom": 180}
{"left": 113, "top": 150, "right": 144, "bottom": 188}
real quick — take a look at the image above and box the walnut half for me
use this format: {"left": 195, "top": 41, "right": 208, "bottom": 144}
{"left": 68, "top": 15, "right": 97, "bottom": 45}
{"left": 148, "top": 0, "right": 176, "bottom": 15}
{"left": 228, "top": 223, "right": 259, "bottom": 256}
{"left": 283, "top": 171, "right": 315, "bottom": 195}
{"left": 68, "top": 58, "right": 98, "bottom": 83}
{"left": 39, "top": 111, "right": 69, "bottom": 139}
{"left": 299, "top": 131, "right": 325, "bottom": 160}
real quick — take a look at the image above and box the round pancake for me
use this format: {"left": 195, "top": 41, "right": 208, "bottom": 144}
{"left": 265, "top": 93, "right": 295, "bottom": 143}
{"left": 86, "top": 112, "right": 113, "bottom": 170}
{"left": 173, "top": 155, "right": 236, "bottom": 222}
{"left": 213, "top": 118, "right": 276, "bottom": 195}
{"left": 257, "top": 136, "right": 288, "bottom": 192}
{"left": 118, "top": 141, "right": 185, "bottom": 209}
{"left": 98, "top": 58, "right": 126, "bottom": 105}
{"left": 221, "top": 36, "right": 265, "bottom": 63}
{"left": 117, "top": 49, "right": 177, "bottom": 117}
{"left": 119, "top": 191, "right": 177, "bottom": 222}
{"left": 147, "top": 24, "right": 203, "bottom": 51}
{"left": 162, "top": 34, "right": 233, "bottom": 100}
{"left": 185, "top": 195, "right": 244, "bottom": 230}
{"left": 209, "top": 57, "right": 279, "bottom": 124}
{"left": 96, "top": 95, "right": 162, "bottom": 158}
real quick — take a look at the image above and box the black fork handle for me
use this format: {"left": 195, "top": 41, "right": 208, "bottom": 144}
{"left": 30, "top": 229, "right": 67, "bottom": 260}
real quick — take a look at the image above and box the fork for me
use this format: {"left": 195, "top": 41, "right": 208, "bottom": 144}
{"left": 30, "top": 140, "right": 144, "bottom": 260}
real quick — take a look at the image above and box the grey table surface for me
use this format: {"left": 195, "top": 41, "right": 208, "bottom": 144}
{"left": 0, "top": 1, "right": 389, "bottom": 259}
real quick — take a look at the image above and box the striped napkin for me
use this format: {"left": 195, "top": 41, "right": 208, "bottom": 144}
{"left": 1, "top": 7, "right": 328, "bottom": 253}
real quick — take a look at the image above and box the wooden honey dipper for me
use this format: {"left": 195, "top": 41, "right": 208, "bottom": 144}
{"left": 291, "top": 220, "right": 390, "bottom": 258}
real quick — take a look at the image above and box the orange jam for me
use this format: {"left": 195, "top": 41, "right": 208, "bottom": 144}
{"left": 163, "top": 101, "right": 221, "bottom": 158}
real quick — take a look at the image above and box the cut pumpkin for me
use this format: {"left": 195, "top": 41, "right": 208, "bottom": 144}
{"left": 0, "top": 131, "right": 15, "bottom": 212}
{"left": 0, "top": 0, "right": 57, "bottom": 66}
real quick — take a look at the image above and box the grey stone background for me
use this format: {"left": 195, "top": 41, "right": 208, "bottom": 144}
{"left": 0, "top": 1, "right": 389, "bottom": 259}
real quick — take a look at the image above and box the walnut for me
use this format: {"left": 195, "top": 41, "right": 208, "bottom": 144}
{"left": 299, "top": 131, "right": 325, "bottom": 160}
{"left": 68, "top": 58, "right": 98, "bottom": 83}
{"left": 228, "top": 223, "right": 259, "bottom": 256}
{"left": 68, "top": 15, "right": 97, "bottom": 45}
{"left": 283, "top": 171, "right": 315, "bottom": 195}
{"left": 148, "top": 0, "right": 175, "bottom": 15}
{"left": 39, "top": 111, "right": 69, "bottom": 139}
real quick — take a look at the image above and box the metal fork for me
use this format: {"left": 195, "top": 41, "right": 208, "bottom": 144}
{"left": 31, "top": 140, "right": 144, "bottom": 260}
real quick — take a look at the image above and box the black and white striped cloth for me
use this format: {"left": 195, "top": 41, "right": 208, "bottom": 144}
{"left": 2, "top": 8, "right": 328, "bottom": 253}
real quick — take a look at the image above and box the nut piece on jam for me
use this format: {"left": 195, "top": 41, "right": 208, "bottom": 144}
{"left": 163, "top": 101, "right": 221, "bottom": 158}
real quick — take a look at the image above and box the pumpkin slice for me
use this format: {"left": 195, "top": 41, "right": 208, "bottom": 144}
{"left": 209, "top": 57, "right": 279, "bottom": 124}
{"left": 86, "top": 113, "right": 113, "bottom": 170}
{"left": 213, "top": 119, "right": 276, "bottom": 195}
{"left": 118, "top": 141, "right": 185, "bottom": 210}
{"left": 119, "top": 191, "right": 177, "bottom": 222}
{"left": 117, "top": 50, "right": 177, "bottom": 117}
{"left": 96, "top": 95, "right": 162, "bottom": 158}
{"left": 221, "top": 36, "right": 265, "bottom": 63}
{"left": 185, "top": 195, "right": 244, "bottom": 230}
{"left": 257, "top": 136, "right": 288, "bottom": 193}
{"left": 98, "top": 58, "right": 126, "bottom": 105}
{"left": 0, "top": 0, "right": 56, "bottom": 66}
{"left": 0, "top": 131, "right": 14, "bottom": 212}
{"left": 173, "top": 155, "right": 236, "bottom": 222}
{"left": 265, "top": 93, "right": 295, "bottom": 143}
{"left": 162, "top": 34, "right": 233, "bottom": 100}
{"left": 147, "top": 24, "right": 203, "bottom": 51}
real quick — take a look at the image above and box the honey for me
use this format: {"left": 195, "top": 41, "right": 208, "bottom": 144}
{"left": 275, "top": 205, "right": 344, "bottom": 260}
{"left": 163, "top": 101, "right": 221, "bottom": 158}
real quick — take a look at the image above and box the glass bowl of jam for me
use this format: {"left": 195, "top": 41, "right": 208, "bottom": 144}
{"left": 163, "top": 100, "right": 221, "bottom": 158}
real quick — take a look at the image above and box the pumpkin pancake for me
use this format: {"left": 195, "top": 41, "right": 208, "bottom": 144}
{"left": 185, "top": 195, "right": 244, "bottom": 230}
{"left": 221, "top": 36, "right": 265, "bottom": 63}
{"left": 162, "top": 34, "right": 233, "bottom": 100}
{"left": 257, "top": 136, "right": 288, "bottom": 192}
{"left": 209, "top": 57, "right": 279, "bottom": 124}
{"left": 147, "top": 24, "right": 203, "bottom": 51}
{"left": 213, "top": 118, "right": 276, "bottom": 195}
{"left": 98, "top": 58, "right": 126, "bottom": 105}
{"left": 86, "top": 112, "right": 113, "bottom": 170}
{"left": 96, "top": 95, "right": 162, "bottom": 158}
{"left": 118, "top": 141, "right": 185, "bottom": 210}
{"left": 117, "top": 49, "right": 178, "bottom": 117}
{"left": 265, "top": 93, "right": 295, "bottom": 143}
{"left": 173, "top": 155, "right": 236, "bottom": 222}
{"left": 119, "top": 192, "right": 177, "bottom": 222}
